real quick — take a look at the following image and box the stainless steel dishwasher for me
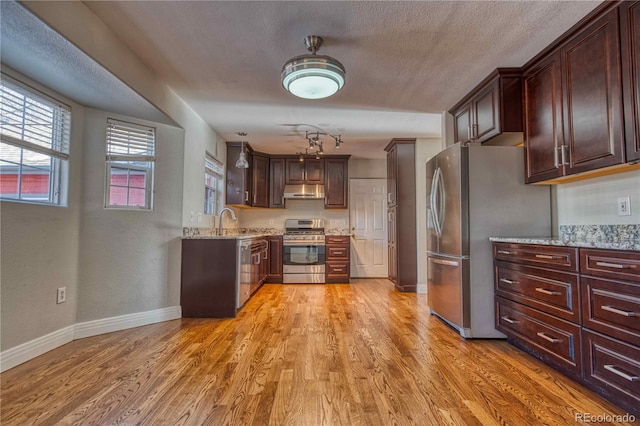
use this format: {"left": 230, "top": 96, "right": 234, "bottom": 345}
{"left": 236, "top": 239, "right": 252, "bottom": 309}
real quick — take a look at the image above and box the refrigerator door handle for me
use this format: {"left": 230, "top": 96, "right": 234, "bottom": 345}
{"left": 429, "top": 258, "right": 459, "bottom": 267}
{"left": 430, "top": 167, "right": 442, "bottom": 236}
{"left": 436, "top": 167, "right": 445, "bottom": 234}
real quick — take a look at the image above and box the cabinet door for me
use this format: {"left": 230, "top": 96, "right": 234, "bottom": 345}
{"left": 269, "top": 158, "right": 286, "bottom": 208}
{"left": 524, "top": 52, "right": 564, "bottom": 183}
{"left": 386, "top": 145, "right": 397, "bottom": 207}
{"left": 324, "top": 158, "right": 348, "bottom": 208}
{"left": 562, "top": 8, "right": 625, "bottom": 175}
{"left": 304, "top": 159, "right": 325, "bottom": 184}
{"left": 473, "top": 79, "right": 500, "bottom": 143}
{"left": 388, "top": 207, "right": 397, "bottom": 283}
{"left": 285, "top": 159, "right": 305, "bottom": 184}
{"left": 226, "top": 144, "right": 252, "bottom": 205}
{"left": 251, "top": 154, "right": 269, "bottom": 208}
{"left": 621, "top": 1, "right": 640, "bottom": 162}
{"left": 267, "top": 236, "right": 283, "bottom": 282}
{"left": 453, "top": 102, "right": 473, "bottom": 144}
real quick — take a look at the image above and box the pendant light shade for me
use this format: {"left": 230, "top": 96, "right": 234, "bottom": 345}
{"left": 282, "top": 35, "right": 345, "bottom": 99}
{"left": 235, "top": 132, "right": 249, "bottom": 169}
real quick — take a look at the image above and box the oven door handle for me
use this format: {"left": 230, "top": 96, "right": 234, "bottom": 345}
{"left": 283, "top": 242, "right": 326, "bottom": 247}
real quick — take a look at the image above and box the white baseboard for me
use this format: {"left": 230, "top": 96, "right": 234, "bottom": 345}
{"left": 0, "top": 325, "right": 75, "bottom": 373}
{"left": 0, "top": 306, "right": 182, "bottom": 373}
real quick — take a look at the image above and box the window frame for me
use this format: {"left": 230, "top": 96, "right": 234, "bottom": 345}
{"left": 204, "top": 152, "right": 223, "bottom": 216}
{"left": 0, "top": 74, "right": 71, "bottom": 206}
{"left": 104, "top": 118, "right": 155, "bottom": 210}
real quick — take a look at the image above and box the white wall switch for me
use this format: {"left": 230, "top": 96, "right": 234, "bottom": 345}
{"left": 617, "top": 196, "right": 631, "bottom": 216}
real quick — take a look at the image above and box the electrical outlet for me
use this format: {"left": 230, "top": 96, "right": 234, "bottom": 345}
{"left": 57, "top": 287, "right": 66, "bottom": 304}
{"left": 197, "top": 212, "right": 203, "bottom": 223}
{"left": 618, "top": 197, "right": 631, "bottom": 216}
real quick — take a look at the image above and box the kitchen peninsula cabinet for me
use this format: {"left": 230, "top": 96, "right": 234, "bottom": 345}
{"left": 285, "top": 158, "right": 324, "bottom": 184}
{"left": 324, "top": 157, "right": 348, "bottom": 209}
{"left": 450, "top": 68, "right": 523, "bottom": 145}
{"left": 524, "top": 4, "right": 629, "bottom": 183}
{"left": 493, "top": 242, "right": 640, "bottom": 416}
{"left": 621, "top": 1, "right": 640, "bottom": 162}
{"left": 385, "top": 138, "right": 416, "bottom": 292}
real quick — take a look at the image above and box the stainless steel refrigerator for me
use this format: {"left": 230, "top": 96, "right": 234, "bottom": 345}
{"left": 426, "top": 143, "right": 551, "bottom": 338}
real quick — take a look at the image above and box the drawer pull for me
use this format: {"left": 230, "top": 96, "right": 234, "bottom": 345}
{"left": 497, "top": 250, "right": 511, "bottom": 255}
{"left": 601, "top": 305, "right": 638, "bottom": 317}
{"left": 333, "top": 268, "right": 344, "bottom": 272}
{"left": 333, "top": 251, "right": 344, "bottom": 255}
{"left": 536, "top": 332, "right": 560, "bottom": 343}
{"left": 501, "top": 316, "right": 519, "bottom": 324}
{"left": 595, "top": 261, "right": 632, "bottom": 269}
{"left": 534, "top": 254, "right": 560, "bottom": 260}
{"left": 535, "top": 288, "right": 561, "bottom": 296}
{"left": 604, "top": 365, "right": 639, "bottom": 382}
{"left": 500, "top": 278, "right": 518, "bottom": 285}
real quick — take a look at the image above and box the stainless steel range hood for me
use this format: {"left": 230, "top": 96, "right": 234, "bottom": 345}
{"left": 283, "top": 184, "right": 325, "bottom": 200}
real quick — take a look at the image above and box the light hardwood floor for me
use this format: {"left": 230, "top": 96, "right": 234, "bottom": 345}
{"left": 1, "top": 279, "right": 634, "bottom": 425}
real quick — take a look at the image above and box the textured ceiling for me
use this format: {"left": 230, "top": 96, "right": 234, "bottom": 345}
{"left": 0, "top": 1, "right": 175, "bottom": 126}
{"left": 5, "top": 1, "right": 601, "bottom": 159}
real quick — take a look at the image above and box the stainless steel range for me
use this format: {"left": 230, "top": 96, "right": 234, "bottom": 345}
{"left": 282, "top": 219, "right": 325, "bottom": 283}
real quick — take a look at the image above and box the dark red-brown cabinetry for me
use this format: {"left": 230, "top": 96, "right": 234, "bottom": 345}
{"left": 324, "top": 158, "right": 348, "bottom": 209}
{"left": 621, "top": 1, "right": 640, "bottom": 162}
{"left": 285, "top": 158, "right": 324, "bottom": 184}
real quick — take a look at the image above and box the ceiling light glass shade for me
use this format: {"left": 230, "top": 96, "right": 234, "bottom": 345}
{"left": 282, "top": 55, "right": 345, "bottom": 99}
{"left": 235, "top": 151, "right": 249, "bottom": 168}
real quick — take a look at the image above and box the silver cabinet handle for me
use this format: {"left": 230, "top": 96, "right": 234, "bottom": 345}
{"left": 473, "top": 123, "right": 478, "bottom": 141}
{"left": 501, "top": 316, "right": 519, "bottom": 324}
{"left": 500, "top": 278, "right": 517, "bottom": 284}
{"left": 467, "top": 125, "right": 471, "bottom": 142}
{"left": 430, "top": 258, "right": 459, "bottom": 267}
{"left": 595, "top": 261, "right": 632, "bottom": 269}
{"left": 536, "top": 332, "right": 560, "bottom": 343}
{"left": 333, "top": 268, "right": 344, "bottom": 272}
{"left": 601, "top": 305, "right": 638, "bottom": 317}
{"left": 560, "top": 144, "right": 567, "bottom": 165}
{"left": 604, "top": 365, "right": 639, "bottom": 382}
{"left": 387, "top": 192, "right": 392, "bottom": 203}
{"left": 333, "top": 251, "right": 344, "bottom": 255}
{"left": 554, "top": 146, "right": 561, "bottom": 168}
{"left": 497, "top": 250, "right": 511, "bottom": 255}
{"left": 245, "top": 191, "right": 249, "bottom": 202}
{"left": 535, "top": 288, "right": 561, "bottom": 296}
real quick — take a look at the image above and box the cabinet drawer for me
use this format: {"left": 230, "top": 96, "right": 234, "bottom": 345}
{"left": 493, "top": 243, "right": 578, "bottom": 272}
{"left": 326, "top": 262, "right": 350, "bottom": 283}
{"left": 580, "top": 249, "right": 640, "bottom": 284}
{"left": 495, "top": 261, "right": 580, "bottom": 322}
{"left": 496, "top": 297, "right": 581, "bottom": 377}
{"left": 326, "top": 235, "right": 350, "bottom": 245}
{"left": 327, "top": 245, "right": 349, "bottom": 260}
{"left": 581, "top": 276, "right": 640, "bottom": 347}
{"left": 582, "top": 329, "right": 640, "bottom": 416}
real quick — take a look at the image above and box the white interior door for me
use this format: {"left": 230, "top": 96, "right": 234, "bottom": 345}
{"left": 349, "top": 179, "right": 387, "bottom": 277}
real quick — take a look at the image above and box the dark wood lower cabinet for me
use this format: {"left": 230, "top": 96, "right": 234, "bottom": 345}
{"left": 326, "top": 236, "right": 350, "bottom": 283}
{"left": 266, "top": 235, "right": 283, "bottom": 283}
{"left": 494, "top": 243, "right": 640, "bottom": 417}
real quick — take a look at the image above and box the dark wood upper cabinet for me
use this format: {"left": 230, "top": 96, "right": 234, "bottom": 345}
{"left": 524, "top": 52, "right": 565, "bottom": 183}
{"left": 269, "top": 157, "right": 286, "bottom": 208}
{"left": 251, "top": 154, "right": 269, "bottom": 208}
{"left": 621, "top": 1, "right": 640, "bottom": 162}
{"left": 386, "top": 143, "right": 398, "bottom": 207}
{"left": 450, "top": 68, "right": 523, "bottom": 145}
{"left": 285, "top": 158, "right": 324, "bottom": 184}
{"left": 225, "top": 142, "right": 252, "bottom": 206}
{"left": 324, "top": 158, "right": 348, "bottom": 209}
{"left": 561, "top": 8, "right": 625, "bottom": 175}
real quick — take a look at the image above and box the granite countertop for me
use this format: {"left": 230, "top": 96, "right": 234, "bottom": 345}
{"left": 185, "top": 233, "right": 271, "bottom": 240}
{"left": 183, "top": 226, "right": 351, "bottom": 239}
{"left": 489, "top": 237, "right": 640, "bottom": 252}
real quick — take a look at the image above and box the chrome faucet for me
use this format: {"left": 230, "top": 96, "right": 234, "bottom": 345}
{"left": 218, "top": 207, "right": 237, "bottom": 236}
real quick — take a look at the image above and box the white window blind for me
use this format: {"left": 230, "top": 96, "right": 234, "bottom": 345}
{"left": 106, "top": 119, "right": 155, "bottom": 161}
{"left": 204, "top": 153, "right": 223, "bottom": 215}
{"left": 105, "top": 119, "right": 155, "bottom": 210}
{"left": 0, "top": 75, "right": 71, "bottom": 205}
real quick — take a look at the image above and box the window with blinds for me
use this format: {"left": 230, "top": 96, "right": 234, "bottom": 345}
{"left": 0, "top": 75, "right": 71, "bottom": 205}
{"left": 205, "top": 153, "right": 223, "bottom": 215}
{"left": 105, "top": 119, "right": 155, "bottom": 210}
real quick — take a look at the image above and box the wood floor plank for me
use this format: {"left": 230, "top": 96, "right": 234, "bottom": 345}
{"left": 1, "top": 279, "right": 635, "bottom": 425}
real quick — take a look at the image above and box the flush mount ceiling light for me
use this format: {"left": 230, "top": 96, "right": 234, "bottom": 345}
{"left": 281, "top": 35, "right": 346, "bottom": 99}
{"left": 235, "top": 132, "right": 249, "bottom": 169}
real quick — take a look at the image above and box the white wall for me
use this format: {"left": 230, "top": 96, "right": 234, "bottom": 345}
{"left": 0, "top": 69, "right": 84, "bottom": 351}
{"left": 415, "top": 138, "right": 445, "bottom": 293}
{"left": 556, "top": 169, "right": 640, "bottom": 226}
{"left": 349, "top": 159, "right": 386, "bottom": 179}
{"left": 77, "top": 109, "right": 184, "bottom": 322}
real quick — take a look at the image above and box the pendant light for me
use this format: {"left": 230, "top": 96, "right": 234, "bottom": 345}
{"left": 281, "top": 35, "right": 346, "bottom": 99}
{"left": 235, "top": 132, "right": 249, "bottom": 169}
